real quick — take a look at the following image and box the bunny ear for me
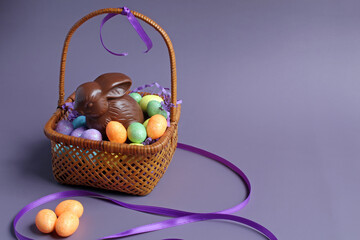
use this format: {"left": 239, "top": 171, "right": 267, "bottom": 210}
{"left": 95, "top": 73, "right": 132, "bottom": 98}
{"left": 106, "top": 81, "right": 131, "bottom": 98}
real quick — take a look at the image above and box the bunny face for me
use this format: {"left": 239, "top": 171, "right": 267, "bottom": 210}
{"left": 74, "top": 82, "right": 109, "bottom": 118}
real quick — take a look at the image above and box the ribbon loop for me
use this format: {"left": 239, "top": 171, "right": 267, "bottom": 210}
{"left": 100, "top": 6, "right": 153, "bottom": 56}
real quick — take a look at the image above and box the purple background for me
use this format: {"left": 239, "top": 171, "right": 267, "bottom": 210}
{"left": 1, "top": 0, "right": 360, "bottom": 239}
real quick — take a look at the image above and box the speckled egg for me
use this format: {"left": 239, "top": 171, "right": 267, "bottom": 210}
{"left": 35, "top": 209, "right": 57, "bottom": 234}
{"left": 147, "top": 100, "right": 168, "bottom": 119}
{"left": 106, "top": 121, "right": 127, "bottom": 143}
{"left": 146, "top": 114, "right": 167, "bottom": 139}
{"left": 55, "top": 200, "right": 84, "bottom": 218}
{"left": 139, "top": 95, "right": 163, "bottom": 111}
{"left": 127, "top": 122, "right": 147, "bottom": 143}
{"left": 70, "top": 127, "right": 87, "bottom": 138}
{"left": 55, "top": 211, "right": 79, "bottom": 237}
{"left": 129, "top": 92, "right": 142, "bottom": 103}
{"left": 80, "top": 129, "right": 102, "bottom": 141}
{"left": 72, "top": 116, "right": 86, "bottom": 129}
{"left": 55, "top": 120, "right": 74, "bottom": 135}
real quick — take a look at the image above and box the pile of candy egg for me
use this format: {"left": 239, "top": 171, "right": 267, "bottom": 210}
{"left": 35, "top": 200, "right": 83, "bottom": 237}
{"left": 55, "top": 93, "right": 168, "bottom": 145}
{"left": 55, "top": 114, "right": 102, "bottom": 141}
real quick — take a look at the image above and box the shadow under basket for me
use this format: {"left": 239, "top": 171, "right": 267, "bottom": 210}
{"left": 44, "top": 8, "right": 181, "bottom": 196}
{"left": 45, "top": 97, "right": 180, "bottom": 196}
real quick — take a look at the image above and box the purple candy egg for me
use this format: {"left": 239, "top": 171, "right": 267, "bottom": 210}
{"left": 55, "top": 120, "right": 74, "bottom": 135}
{"left": 80, "top": 129, "right": 102, "bottom": 141}
{"left": 70, "top": 127, "right": 87, "bottom": 138}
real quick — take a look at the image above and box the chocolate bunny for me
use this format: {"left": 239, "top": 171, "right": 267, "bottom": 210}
{"left": 74, "top": 73, "right": 144, "bottom": 136}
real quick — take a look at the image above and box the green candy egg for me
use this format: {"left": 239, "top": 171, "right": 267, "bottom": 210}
{"left": 127, "top": 122, "right": 147, "bottom": 143}
{"left": 160, "top": 111, "right": 168, "bottom": 119}
{"left": 143, "top": 119, "right": 150, "bottom": 128}
{"left": 147, "top": 100, "right": 168, "bottom": 119}
{"left": 129, "top": 92, "right": 142, "bottom": 103}
{"left": 139, "top": 95, "right": 163, "bottom": 111}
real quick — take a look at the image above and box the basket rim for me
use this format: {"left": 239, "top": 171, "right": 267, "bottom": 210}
{"left": 44, "top": 95, "right": 180, "bottom": 156}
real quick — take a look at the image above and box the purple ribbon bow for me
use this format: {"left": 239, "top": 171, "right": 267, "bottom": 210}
{"left": 100, "top": 7, "right": 153, "bottom": 56}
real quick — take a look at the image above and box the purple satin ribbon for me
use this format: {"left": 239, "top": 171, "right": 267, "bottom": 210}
{"left": 100, "top": 7, "right": 153, "bottom": 56}
{"left": 13, "top": 143, "right": 277, "bottom": 240}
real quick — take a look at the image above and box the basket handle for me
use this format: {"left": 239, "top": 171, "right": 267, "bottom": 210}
{"left": 58, "top": 8, "right": 178, "bottom": 122}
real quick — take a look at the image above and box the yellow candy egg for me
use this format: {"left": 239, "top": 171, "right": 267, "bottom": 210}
{"left": 35, "top": 209, "right": 57, "bottom": 233}
{"left": 139, "top": 95, "right": 163, "bottom": 111}
{"left": 55, "top": 200, "right": 84, "bottom": 218}
{"left": 146, "top": 114, "right": 167, "bottom": 139}
{"left": 143, "top": 119, "right": 150, "bottom": 128}
{"left": 55, "top": 211, "right": 79, "bottom": 237}
{"left": 106, "top": 121, "right": 127, "bottom": 143}
{"left": 129, "top": 143, "right": 144, "bottom": 146}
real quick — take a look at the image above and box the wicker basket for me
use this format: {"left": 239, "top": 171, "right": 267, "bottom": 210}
{"left": 44, "top": 8, "right": 181, "bottom": 196}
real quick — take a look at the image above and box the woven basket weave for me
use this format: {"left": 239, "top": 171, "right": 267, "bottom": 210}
{"left": 44, "top": 8, "right": 181, "bottom": 196}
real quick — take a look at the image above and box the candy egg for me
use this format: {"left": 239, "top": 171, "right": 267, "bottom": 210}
{"left": 72, "top": 116, "right": 86, "bottom": 129}
{"left": 80, "top": 129, "right": 102, "bottom": 141}
{"left": 143, "top": 119, "right": 150, "bottom": 128}
{"left": 55, "top": 120, "right": 74, "bottom": 135}
{"left": 129, "top": 143, "right": 144, "bottom": 146}
{"left": 55, "top": 200, "right": 84, "bottom": 218}
{"left": 129, "top": 92, "right": 142, "bottom": 103}
{"left": 35, "top": 209, "right": 57, "bottom": 233}
{"left": 106, "top": 121, "right": 127, "bottom": 143}
{"left": 70, "top": 127, "right": 87, "bottom": 138}
{"left": 146, "top": 114, "right": 167, "bottom": 139}
{"left": 55, "top": 211, "right": 79, "bottom": 237}
{"left": 127, "top": 122, "right": 147, "bottom": 143}
{"left": 139, "top": 95, "right": 163, "bottom": 111}
{"left": 147, "top": 100, "right": 168, "bottom": 119}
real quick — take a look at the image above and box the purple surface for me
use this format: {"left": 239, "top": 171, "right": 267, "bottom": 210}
{"left": 1, "top": 0, "right": 360, "bottom": 239}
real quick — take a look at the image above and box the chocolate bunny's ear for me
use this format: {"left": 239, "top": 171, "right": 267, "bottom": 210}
{"left": 95, "top": 73, "right": 132, "bottom": 98}
{"left": 106, "top": 80, "right": 132, "bottom": 98}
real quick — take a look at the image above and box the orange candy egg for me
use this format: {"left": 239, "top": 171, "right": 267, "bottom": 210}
{"left": 55, "top": 200, "right": 84, "bottom": 218}
{"left": 55, "top": 211, "right": 79, "bottom": 237}
{"left": 106, "top": 121, "right": 127, "bottom": 143}
{"left": 146, "top": 114, "right": 167, "bottom": 139}
{"left": 35, "top": 209, "right": 57, "bottom": 233}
